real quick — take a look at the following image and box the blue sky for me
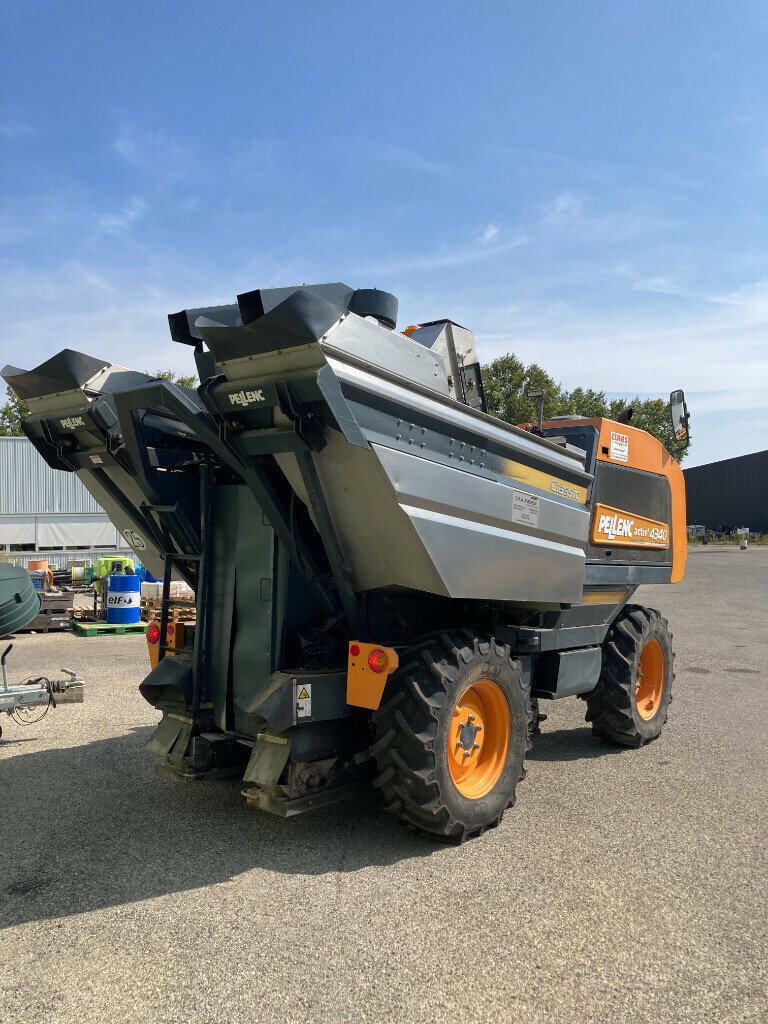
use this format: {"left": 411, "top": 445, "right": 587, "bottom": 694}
{"left": 1, "top": 0, "right": 766, "bottom": 467}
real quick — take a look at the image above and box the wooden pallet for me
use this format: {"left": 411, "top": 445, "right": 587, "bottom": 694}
{"left": 73, "top": 609, "right": 98, "bottom": 622}
{"left": 72, "top": 621, "right": 147, "bottom": 637}
{"left": 139, "top": 598, "right": 196, "bottom": 624}
{"left": 17, "top": 611, "right": 73, "bottom": 633}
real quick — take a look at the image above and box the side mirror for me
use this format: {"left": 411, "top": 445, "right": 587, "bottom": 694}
{"left": 669, "top": 389, "right": 690, "bottom": 449}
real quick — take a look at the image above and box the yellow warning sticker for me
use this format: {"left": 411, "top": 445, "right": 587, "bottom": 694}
{"left": 296, "top": 681, "right": 312, "bottom": 719}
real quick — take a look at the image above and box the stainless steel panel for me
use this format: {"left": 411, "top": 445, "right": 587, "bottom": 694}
{"left": 403, "top": 504, "right": 586, "bottom": 604}
{"left": 277, "top": 432, "right": 587, "bottom": 604}
{"left": 322, "top": 314, "right": 450, "bottom": 396}
{"left": 275, "top": 434, "right": 448, "bottom": 596}
{"left": 327, "top": 357, "right": 589, "bottom": 478}
{"left": 372, "top": 444, "right": 589, "bottom": 547}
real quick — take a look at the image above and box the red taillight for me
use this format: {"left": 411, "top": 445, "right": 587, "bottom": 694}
{"left": 350, "top": 643, "right": 361, "bottom": 658}
{"left": 368, "top": 648, "right": 388, "bottom": 673}
{"left": 146, "top": 623, "right": 160, "bottom": 645}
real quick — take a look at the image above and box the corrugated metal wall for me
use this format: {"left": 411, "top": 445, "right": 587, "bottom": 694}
{"left": 0, "top": 436, "right": 104, "bottom": 515}
{"left": 683, "top": 449, "right": 768, "bottom": 532}
{"left": 0, "top": 548, "right": 134, "bottom": 570}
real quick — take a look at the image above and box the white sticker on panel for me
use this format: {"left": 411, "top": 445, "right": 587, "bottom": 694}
{"left": 511, "top": 489, "right": 540, "bottom": 528}
{"left": 609, "top": 431, "right": 629, "bottom": 463}
{"left": 296, "top": 683, "right": 312, "bottom": 719}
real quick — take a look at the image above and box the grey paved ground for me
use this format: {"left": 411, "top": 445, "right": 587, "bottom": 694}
{"left": 1, "top": 548, "right": 766, "bottom": 1024}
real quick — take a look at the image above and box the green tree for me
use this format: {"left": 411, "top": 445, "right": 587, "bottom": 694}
{"left": 481, "top": 353, "right": 686, "bottom": 463}
{"left": 608, "top": 396, "right": 679, "bottom": 457}
{"left": 559, "top": 386, "right": 610, "bottom": 419}
{"left": 154, "top": 370, "right": 198, "bottom": 389}
{"left": 0, "top": 386, "right": 28, "bottom": 436}
{"left": 482, "top": 354, "right": 563, "bottom": 425}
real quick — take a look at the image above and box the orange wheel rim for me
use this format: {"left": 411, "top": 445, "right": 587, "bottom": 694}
{"left": 636, "top": 637, "right": 665, "bottom": 721}
{"left": 448, "top": 678, "right": 510, "bottom": 798}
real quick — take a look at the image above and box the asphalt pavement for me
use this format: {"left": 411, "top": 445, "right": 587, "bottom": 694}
{"left": 1, "top": 547, "right": 766, "bottom": 1024}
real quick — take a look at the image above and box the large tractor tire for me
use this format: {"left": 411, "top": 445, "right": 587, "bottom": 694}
{"left": 371, "top": 632, "right": 532, "bottom": 843}
{"left": 585, "top": 604, "right": 674, "bottom": 747}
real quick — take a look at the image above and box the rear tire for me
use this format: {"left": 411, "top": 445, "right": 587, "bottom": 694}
{"left": 371, "top": 631, "right": 532, "bottom": 843}
{"left": 585, "top": 605, "right": 674, "bottom": 747}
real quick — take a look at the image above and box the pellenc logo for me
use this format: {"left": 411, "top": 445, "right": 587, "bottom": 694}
{"left": 228, "top": 389, "right": 265, "bottom": 407}
{"left": 592, "top": 503, "right": 669, "bottom": 549}
{"left": 60, "top": 416, "right": 85, "bottom": 429}
{"left": 597, "top": 511, "right": 635, "bottom": 541}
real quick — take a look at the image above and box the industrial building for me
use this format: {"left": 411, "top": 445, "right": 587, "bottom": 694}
{"left": 0, "top": 436, "right": 130, "bottom": 560}
{"left": 684, "top": 449, "right": 768, "bottom": 533}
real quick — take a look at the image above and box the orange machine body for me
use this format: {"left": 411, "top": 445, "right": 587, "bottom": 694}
{"left": 542, "top": 417, "right": 687, "bottom": 584}
{"left": 346, "top": 642, "right": 399, "bottom": 710}
{"left": 147, "top": 620, "right": 188, "bottom": 669}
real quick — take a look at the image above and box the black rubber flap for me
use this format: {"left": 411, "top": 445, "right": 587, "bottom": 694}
{"left": 237, "top": 282, "right": 354, "bottom": 325}
{"left": 0, "top": 565, "right": 41, "bottom": 637}
{"left": 168, "top": 303, "right": 242, "bottom": 345}
{"left": 139, "top": 655, "right": 195, "bottom": 710}
{"left": 1, "top": 349, "right": 109, "bottom": 401}
{"left": 198, "top": 288, "right": 347, "bottom": 364}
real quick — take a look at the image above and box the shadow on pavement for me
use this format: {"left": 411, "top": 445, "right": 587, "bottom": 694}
{"left": 529, "top": 725, "right": 618, "bottom": 762}
{"left": 1, "top": 718, "right": 618, "bottom": 928}
{"left": 0, "top": 727, "right": 436, "bottom": 929}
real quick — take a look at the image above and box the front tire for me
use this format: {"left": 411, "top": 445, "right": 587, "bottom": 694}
{"left": 586, "top": 605, "right": 674, "bottom": 747}
{"left": 371, "top": 632, "right": 532, "bottom": 842}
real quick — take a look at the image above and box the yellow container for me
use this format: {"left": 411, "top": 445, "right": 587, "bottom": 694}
{"left": 92, "top": 556, "right": 135, "bottom": 592}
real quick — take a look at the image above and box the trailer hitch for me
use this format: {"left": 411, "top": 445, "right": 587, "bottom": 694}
{"left": 0, "top": 645, "right": 85, "bottom": 739}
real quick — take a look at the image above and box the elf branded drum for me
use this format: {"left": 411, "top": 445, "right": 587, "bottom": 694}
{"left": 106, "top": 573, "right": 141, "bottom": 624}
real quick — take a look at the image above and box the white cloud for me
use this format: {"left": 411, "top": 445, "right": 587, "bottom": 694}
{"left": 632, "top": 275, "right": 691, "bottom": 297}
{"left": 362, "top": 234, "right": 528, "bottom": 275}
{"left": 97, "top": 197, "right": 147, "bottom": 233}
{"left": 683, "top": 388, "right": 766, "bottom": 414}
{"left": 0, "top": 264, "right": 195, "bottom": 378}
{"left": 540, "top": 190, "right": 584, "bottom": 226}
{"left": 361, "top": 143, "right": 455, "bottom": 177}
{"left": 709, "top": 279, "right": 768, "bottom": 316}
{"left": 473, "top": 292, "right": 767, "bottom": 400}
{"left": 480, "top": 223, "right": 499, "bottom": 243}
{"left": 112, "top": 125, "right": 199, "bottom": 185}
